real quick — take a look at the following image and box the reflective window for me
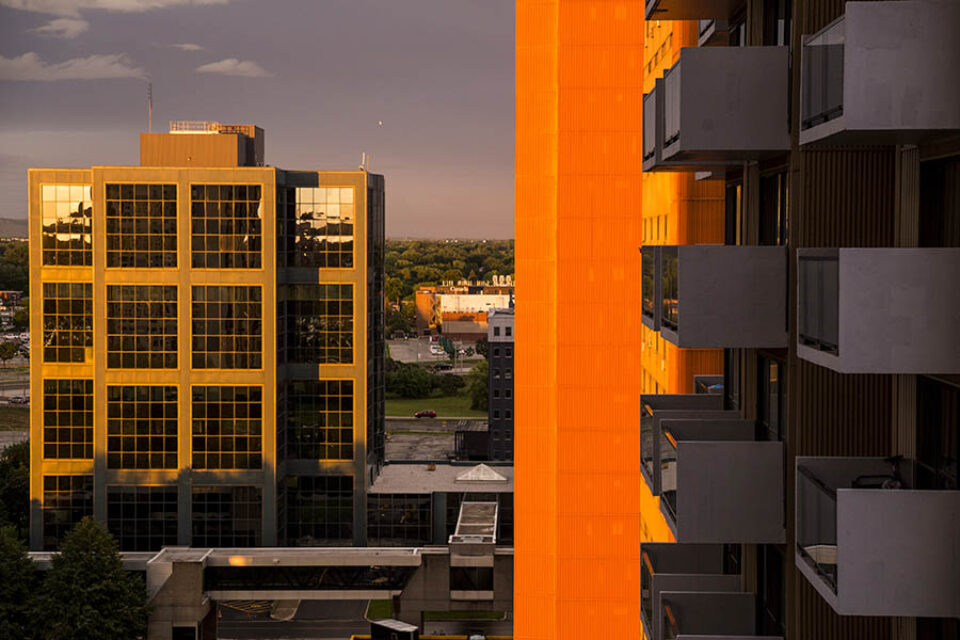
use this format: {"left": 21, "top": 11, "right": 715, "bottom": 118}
{"left": 42, "top": 283, "right": 92, "bottom": 363}
{"left": 191, "top": 386, "right": 262, "bottom": 470}
{"left": 41, "top": 475, "right": 93, "bottom": 550}
{"left": 107, "top": 386, "right": 178, "bottom": 469}
{"left": 42, "top": 379, "right": 93, "bottom": 459}
{"left": 191, "top": 286, "right": 263, "bottom": 369}
{"left": 191, "top": 486, "right": 262, "bottom": 547}
{"left": 105, "top": 183, "right": 177, "bottom": 268}
{"left": 41, "top": 184, "right": 92, "bottom": 266}
{"left": 190, "top": 184, "right": 262, "bottom": 269}
{"left": 450, "top": 567, "right": 493, "bottom": 591}
{"left": 279, "top": 284, "right": 353, "bottom": 364}
{"left": 279, "top": 475, "right": 353, "bottom": 546}
{"left": 106, "top": 285, "right": 178, "bottom": 369}
{"left": 107, "top": 486, "right": 178, "bottom": 551}
{"left": 367, "top": 494, "right": 431, "bottom": 546}
{"left": 279, "top": 186, "right": 355, "bottom": 268}
{"left": 280, "top": 380, "right": 353, "bottom": 461}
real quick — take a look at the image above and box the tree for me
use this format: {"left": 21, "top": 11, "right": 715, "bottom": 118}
{"left": 466, "top": 360, "right": 489, "bottom": 411}
{"left": 0, "top": 342, "right": 17, "bottom": 367}
{"left": 0, "top": 526, "right": 38, "bottom": 639}
{"left": 0, "top": 441, "right": 29, "bottom": 542}
{"left": 435, "top": 374, "right": 465, "bottom": 396}
{"left": 11, "top": 307, "right": 27, "bottom": 332}
{"left": 475, "top": 336, "right": 489, "bottom": 360}
{"left": 387, "top": 364, "right": 434, "bottom": 399}
{"left": 33, "top": 518, "right": 149, "bottom": 640}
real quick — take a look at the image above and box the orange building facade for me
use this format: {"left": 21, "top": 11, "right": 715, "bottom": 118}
{"left": 515, "top": 6, "right": 723, "bottom": 639}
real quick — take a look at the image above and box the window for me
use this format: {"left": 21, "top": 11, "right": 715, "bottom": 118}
{"left": 192, "top": 486, "right": 261, "bottom": 547}
{"left": 916, "top": 377, "right": 959, "bottom": 490}
{"left": 280, "top": 186, "right": 355, "bottom": 268}
{"left": 505, "top": 369, "right": 512, "bottom": 379}
{"left": 280, "top": 380, "right": 353, "bottom": 461}
{"left": 506, "top": 347, "right": 512, "bottom": 357}
{"left": 106, "top": 285, "right": 178, "bottom": 369}
{"left": 191, "top": 386, "right": 262, "bottom": 470}
{"left": 505, "top": 326, "right": 512, "bottom": 337}
{"left": 724, "top": 348, "right": 741, "bottom": 411}
{"left": 279, "top": 475, "right": 353, "bottom": 546}
{"left": 757, "top": 544, "right": 786, "bottom": 635}
{"left": 191, "top": 286, "right": 262, "bottom": 369}
{"left": 919, "top": 156, "right": 960, "bottom": 248}
{"left": 760, "top": 171, "right": 789, "bottom": 247}
{"left": 505, "top": 410, "right": 512, "bottom": 419}
{"left": 190, "top": 184, "right": 262, "bottom": 268}
{"left": 367, "top": 494, "right": 431, "bottom": 546}
{"left": 757, "top": 355, "right": 785, "bottom": 441}
{"left": 725, "top": 181, "right": 743, "bottom": 246}
{"left": 107, "top": 486, "right": 178, "bottom": 551}
{"left": 107, "top": 386, "right": 177, "bottom": 469}
{"left": 42, "top": 283, "right": 92, "bottom": 363}
{"left": 505, "top": 390, "right": 512, "bottom": 399}
{"left": 105, "top": 183, "right": 177, "bottom": 268}
{"left": 493, "top": 347, "right": 500, "bottom": 357}
{"left": 450, "top": 567, "right": 493, "bottom": 591}
{"left": 493, "top": 410, "right": 500, "bottom": 419}
{"left": 763, "top": 0, "right": 792, "bottom": 47}
{"left": 40, "top": 184, "right": 92, "bottom": 266}
{"left": 493, "top": 327, "right": 500, "bottom": 336}
{"left": 278, "top": 284, "right": 353, "bottom": 364}
{"left": 493, "top": 389, "right": 500, "bottom": 399}
{"left": 42, "top": 379, "right": 93, "bottom": 459}
{"left": 42, "top": 475, "right": 93, "bottom": 550}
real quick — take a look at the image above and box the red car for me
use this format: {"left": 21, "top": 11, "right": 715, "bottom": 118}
{"left": 414, "top": 410, "right": 437, "bottom": 419}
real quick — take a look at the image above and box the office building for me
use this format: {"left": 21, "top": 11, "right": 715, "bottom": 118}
{"left": 28, "top": 121, "right": 385, "bottom": 551}
{"left": 488, "top": 307, "right": 514, "bottom": 460}
{"left": 637, "top": 1, "right": 960, "bottom": 639}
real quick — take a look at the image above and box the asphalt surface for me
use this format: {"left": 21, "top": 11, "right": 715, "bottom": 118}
{"left": 218, "top": 600, "right": 369, "bottom": 640}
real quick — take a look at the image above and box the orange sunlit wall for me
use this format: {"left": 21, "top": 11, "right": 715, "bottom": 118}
{"left": 640, "top": 20, "right": 724, "bottom": 398}
{"left": 516, "top": 1, "right": 653, "bottom": 638}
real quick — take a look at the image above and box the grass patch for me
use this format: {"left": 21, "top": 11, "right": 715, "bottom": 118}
{"left": 0, "top": 405, "right": 28, "bottom": 431}
{"left": 423, "top": 610, "right": 505, "bottom": 621}
{"left": 386, "top": 394, "right": 485, "bottom": 419}
{"left": 365, "top": 599, "right": 393, "bottom": 620}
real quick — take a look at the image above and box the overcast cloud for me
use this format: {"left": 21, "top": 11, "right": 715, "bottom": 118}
{"left": 0, "top": 0, "right": 515, "bottom": 238}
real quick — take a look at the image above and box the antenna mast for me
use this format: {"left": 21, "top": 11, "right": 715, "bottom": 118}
{"left": 147, "top": 82, "right": 153, "bottom": 133}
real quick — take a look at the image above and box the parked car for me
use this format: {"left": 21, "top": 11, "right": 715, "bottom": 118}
{"left": 7, "top": 396, "right": 27, "bottom": 404}
{"left": 414, "top": 410, "right": 437, "bottom": 419}
{"left": 433, "top": 363, "right": 453, "bottom": 371}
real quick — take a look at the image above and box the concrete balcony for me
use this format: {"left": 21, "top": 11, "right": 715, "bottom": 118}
{"left": 797, "top": 248, "right": 960, "bottom": 374}
{"left": 659, "top": 418, "right": 785, "bottom": 544}
{"left": 643, "top": 47, "right": 789, "bottom": 173}
{"left": 659, "top": 591, "right": 781, "bottom": 640}
{"left": 645, "top": 0, "right": 741, "bottom": 21}
{"left": 796, "top": 457, "right": 960, "bottom": 617}
{"left": 698, "top": 19, "right": 729, "bottom": 47}
{"left": 639, "top": 393, "right": 737, "bottom": 496}
{"left": 693, "top": 375, "right": 723, "bottom": 395}
{"left": 800, "top": 1, "right": 960, "bottom": 146}
{"left": 651, "top": 245, "right": 787, "bottom": 349}
{"left": 641, "top": 543, "right": 740, "bottom": 640}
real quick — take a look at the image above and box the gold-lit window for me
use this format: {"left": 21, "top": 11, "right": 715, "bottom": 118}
{"left": 190, "top": 184, "right": 262, "bottom": 269}
{"left": 191, "top": 286, "right": 263, "bottom": 369}
{"left": 40, "top": 184, "right": 92, "bottom": 266}
{"left": 42, "top": 283, "right": 92, "bottom": 363}
{"left": 284, "top": 186, "right": 355, "bottom": 268}
{"left": 107, "top": 386, "right": 178, "bottom": 469}
{"left": 191, "top": 386, "right": 263, "bottom": 470}
{"left": 105, "top": 184, "right": 177, "bottom": 268}
{"left": 281, "top": 380, "right": 354, "bottom": 461}
{"left": 42, "top": 475, "right": 93, "bottom": 550}
{"left": 42, "top": 379, "right": 93, "bottom": 459}
{"left": 106, "top": 285, "right": 178, "bottom": 369}
{"left": 278, "top": 284, "right": 353, "bottom": 364}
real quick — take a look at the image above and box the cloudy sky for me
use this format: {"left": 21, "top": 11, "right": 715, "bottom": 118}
{"left": 0, "top": 0, "right": 514, "bottom": 238}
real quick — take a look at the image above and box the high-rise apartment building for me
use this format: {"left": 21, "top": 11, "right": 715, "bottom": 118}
{"left": 487, "top": 307, "right": 514, "bottom": 460}
{"left": 28, "top": 122, "right": 385, "bottom": 551}
{"left": 637, "top": 1, "right": 960, "bottom": 639}
{"left": 518, "top": 1, "right": 960, "bottom": 639}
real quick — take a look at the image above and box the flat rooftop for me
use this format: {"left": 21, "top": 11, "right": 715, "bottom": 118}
{"left": 370, "top": 462, "right": 513, "bottom": 494}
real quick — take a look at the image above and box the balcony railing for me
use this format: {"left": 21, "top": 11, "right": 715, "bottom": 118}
{"left": 795, "top": 457, "right": 960, "bottom": 617}
{"left": 641, "top": 246, "right": 660, "bottom": 330}
{"left": 659, "top": 591, "right": 771, "bottom": 640}
{"left": 659, "top": 418, "right": 784, "bottom": 543}
{"left": 661, "top": 247, "right": 679, "bottom": 331}
{"left": 797, "top": 248, "right": 960, "bottom": 374}
{"left": 799, "top": 1, "right": 960, "bottom": 145}
{"left": 639, "top": 393, "right": 727, "bottom": 496}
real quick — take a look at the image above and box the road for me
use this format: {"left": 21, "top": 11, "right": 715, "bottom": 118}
{"left": 218, "top": 600, "right": 369, "bottom": 640}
